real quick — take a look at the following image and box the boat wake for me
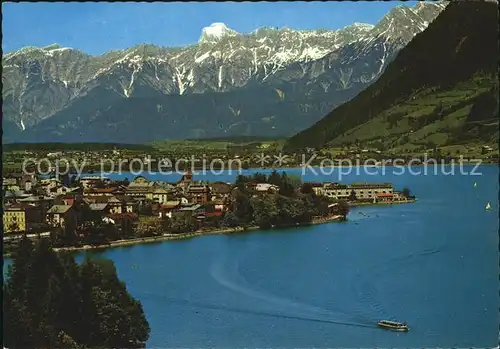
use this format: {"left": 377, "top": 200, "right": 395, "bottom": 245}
{"left": 352, "top": 245, "right": 444, "bottom": 321}
{"left": 208, "top": 254, "right": 375, "bottom": 328}
{"left": 142, "top": 293, "right": 376, "bottom": 329}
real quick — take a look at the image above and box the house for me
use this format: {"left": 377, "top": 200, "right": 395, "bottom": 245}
{"left": 80, "top": 176, "right": 110, "bottom": 189}
{"left": 205, "top": 210, "right": 224, "bottom": 218}
{"left": 187, "top": 184, "right": 211, "bottom": 204}
{"left": 174, "top": 195, "right": 190, "bottom": 205}
{"left": 84, "top": 187, "right": 122, "bottom": 196}
{"left": 130, "top": 175, "right": 149, "bottom": 185}
{"left": 246, "top": 182, "right": 257, "bottom": 190}
{"left": 349, "top": 183, "right": 393, "bottom": 200}
{"left": 392, "top": 192, "right": 406, "bottom": 201}
{"left": 86, "top": 195, "right": 122, "bottom": 213}
{"left": 322, "top": 182, "right": 393, "bottom": 201}
{"left": 125, "top": 176, "right": 160, "bottom": 198}
{"left": 107, "top": 196, "right": 123, "bottom": 214}
{"left": 46, "top": 205, "right": 77, "bottom": 228}
{"left": 212, "top": 198, "right": 227, "bottom": 211}
{"left": 175, "top": 204, "right": 205, "bottom": 217}
{"left": 200, "top": 209, "right": 224, "bottom": 226}
{"left": 158, "top": 201, "right": 182, "bottom": 218}
{"left": 89, "top": 203, "right": 110, "bottom": 215}
{"left": 323, "top": 183, "right": 350, "bottom": 200}
{"left": 18, "top": 195, "right": 55, "bottom": 221}
{"left": 3, "top": 177, "right": 20, "bottom": 191}
{"left": 210, "top": 182, "right": 233, "bottom": 197}
{"left": 39, "top": 178, "right": 66, "bottom": 197}
{"left": 56, "top": 194, "right": 82, "bottom": 206}
{"left": 151, "top": 187, "right": 170, "bottom": 204}
{"left": 56, "top": 186, "right": 81, "bottom": 196}
{"left": 3, "top": 203, "right": 42, "bottom": 233}
{"left": 375, "top": 193, "right": 394, "bottom": 203}
{"left": 3, "top": 190, "right": 31, "bottom": 204}
{"left": 121, "top": 196, "right": 137, "bottom": 213}
{"left": 47, "top": 151, "right": 63, "bottom": 158}
{"left": 255, "top": 183, "right": 279, "bottom": 192}
{"left": 2, "top": 173, "right": 35, "bottom": 192}
{"left": 177, "top": 171, "right": 193, "bottom": 190}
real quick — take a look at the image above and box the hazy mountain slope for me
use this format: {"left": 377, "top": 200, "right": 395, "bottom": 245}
{"left": 284, "top": 1, "right": 498, "bottom": 151}
{"left": 2, "top": 2, "right": 446, "bottom": 143}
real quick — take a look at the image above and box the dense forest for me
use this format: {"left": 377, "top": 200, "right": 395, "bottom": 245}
{"left": 3, "top": 237, "right": 150, "bottom": 349}
{"left": 223, "top": 171, "right": 350, "bottom": 228}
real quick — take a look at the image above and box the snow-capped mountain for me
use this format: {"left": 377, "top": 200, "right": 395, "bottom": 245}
{"left": 2, "top": 2, "right": 446, "bottom": 143}
{"left": 199, "top": 22, "right": 239, "bottom": 43}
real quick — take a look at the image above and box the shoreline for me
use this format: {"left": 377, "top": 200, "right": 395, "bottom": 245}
{"left": 349, "top": 199, "right": 417, "bottom": 207}
{"left": 29, "top": 162, "right": 494, "bottom": 177}
{"left": 49, "top": 215, "right": 345, "bottom": 254}
{"left": 4, "top": 200, "right": 416, "bottom": 258}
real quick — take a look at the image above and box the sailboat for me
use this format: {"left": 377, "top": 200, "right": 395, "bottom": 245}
{"left": 474, "top": 182, "right": 477, "bottom": 188}
{"left": 486, "top": 202, "right": 492, "bottom": 210}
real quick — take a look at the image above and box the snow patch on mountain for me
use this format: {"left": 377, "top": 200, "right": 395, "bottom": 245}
{"left": 195, "top": 51, "right": 211, "bottom": 63}
{"left": 199, "top": 23, "right": 238, "bottom": 43}
{"left": 352, "top": 22, "right": 375, "bottom": 30}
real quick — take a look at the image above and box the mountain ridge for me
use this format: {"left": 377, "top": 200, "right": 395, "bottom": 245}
{"left": 2, "top": 2, "right": 446, "bottom": 143}
{"left": 284, "top": 0, "right": 499, "bottom": 152}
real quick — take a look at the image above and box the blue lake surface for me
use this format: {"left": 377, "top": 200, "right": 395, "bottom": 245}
{"left": 4, "top": 165, "right": 499, "bottom": 348}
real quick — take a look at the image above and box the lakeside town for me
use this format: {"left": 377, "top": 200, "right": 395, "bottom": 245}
{"left": 3, "top": 168, "right": 415, "bottom": 255}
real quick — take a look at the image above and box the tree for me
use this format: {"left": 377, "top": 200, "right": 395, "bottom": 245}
{"left": 278, "top": 172, "right": 295, "bottom": 197}
{"left": 69, "top": 175, "right": 79, "bottom": 187}
{"left": 434, "top": 101, "right": 444, "bottom": 116}
{"left": 4, "top": 240, "right": 150, "bottom": 349}
{"left": 251, "top": 195, "right": 279, "bottom": 228}
{"left": 251, "top": 172, "right": 267, "bottom": 183}
{"left": 136, "top": 217, "right": 163, "bottom": 237}
{"left": 93, "top": 179, "right": 107, "bottom": 189}
{"left": 336, "top": 200, "right": 350, "bottom": 219}
{"left": 300, "top": 183, "right": 314, "bottom": 195}
{"left": 235, "top": 174, "right": 249, "bottom": 186}
{"left": 268, "top": 170, "right": 283, "bottom": 188}
{"left": 221, "top": 211, "right": 239, "bottom": 227}
{"left": 137, "top": 201, "right": 153, "bottom": 216}
{"left": 170, "top": 214, "right": 198, "bottom": 234}
{"left": 349, "top": 190, "right": 357, "bottom": 202}
{"left": 232, "top": 190, "right": 253, "bottom": 224}
{"left": 402, "top": 187, "right": 411, "bottom": 198}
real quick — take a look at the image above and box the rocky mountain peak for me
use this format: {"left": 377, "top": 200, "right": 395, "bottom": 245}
{"left": 199, "top": 22, "right": 239, "bottom": 43}
{"left": 2, "top": 4, "right": 447, "bottom": 143}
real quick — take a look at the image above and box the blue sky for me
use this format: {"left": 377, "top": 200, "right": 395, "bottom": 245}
{"left": 2, "top": 1, "right": 417, "bottom": 55}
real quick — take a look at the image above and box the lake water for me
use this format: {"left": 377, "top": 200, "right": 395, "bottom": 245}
{"left": 4, "top": 166, "right": 499, "bottom": 348}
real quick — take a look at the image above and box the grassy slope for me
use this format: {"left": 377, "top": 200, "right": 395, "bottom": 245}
{"left": 284, "top": 1, "right": 499, "bottom": 151}
{"left": 330, "top": 74, "right": 498, "bottom": 151}
{"left": 151, "top": 138, "right": 285, "bottom": 151}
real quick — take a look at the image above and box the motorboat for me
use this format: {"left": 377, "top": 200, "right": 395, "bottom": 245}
{"left": 377, "top": 320, "right": 409, "bottom": 332}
